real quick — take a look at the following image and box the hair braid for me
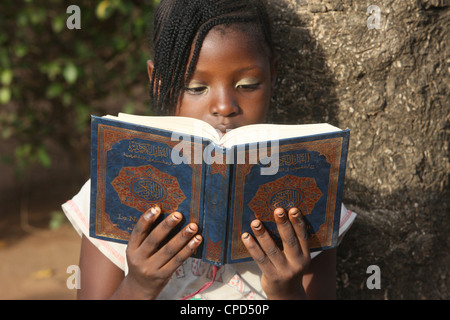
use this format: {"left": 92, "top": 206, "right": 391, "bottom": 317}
{"left": 150, "top": 0, "right": 275, "bottom": 115}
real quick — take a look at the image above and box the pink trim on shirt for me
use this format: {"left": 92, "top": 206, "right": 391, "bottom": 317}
{"left": 66, "top": 199, "right": 89, "bottom": 228}
{"left": 340, "top": 209, "right": 353, "bottom": 228}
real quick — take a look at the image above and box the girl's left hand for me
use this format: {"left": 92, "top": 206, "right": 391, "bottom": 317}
{"left": 241, "top": 207, "right": 311, "bottom": 300}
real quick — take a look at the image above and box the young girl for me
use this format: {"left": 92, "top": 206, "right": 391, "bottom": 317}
{"left": 62, "top": 0, "right": 356, "bottom": 300}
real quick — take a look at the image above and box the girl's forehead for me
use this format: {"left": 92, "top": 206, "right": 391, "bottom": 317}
{"left": 191, "top": 28, "right": 270, "bottom": 73}
{"left": 207, "top": 24, "right": 266, "bottom": 46}
{"left": 196, "top": 25, "right": 271, "bottom": 61}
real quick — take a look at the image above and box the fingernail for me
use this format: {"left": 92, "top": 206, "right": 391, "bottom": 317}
{"left": 144, "top": 206, "right": 161, "bottom": 221}
{"left": 186, "top": 223, "right": 196, "bottom": 233}
{"left": 172, "top": 212, "right": 182, "bottom": 221}
{"left": 189, "top": 235, "right": 202, "bottom": 248}
{"left": 275, "top": 208, "right": 285, "bottom": 218}
{"left": 253, "top": 222, "right": 262, "bottom": 230}
{"left": 151, "top": 206, "right": 161, "bottom": 215}
{"left": 290, "top": 208, "right": 301, "bottom": 218}
{"left": 242, "top": 233, "right": 250, "bottom": 240}
{"left": 143, "top": 209, "right": 155, "bottom": 221}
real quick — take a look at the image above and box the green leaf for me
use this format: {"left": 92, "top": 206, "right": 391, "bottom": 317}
{"left": 1, "top": 70, "right": 13, "bottom": 85}
{"left": 17, "top": 12, "right": 29, "bottom": 28}
{"left": 96, "top": 0, "right": 114, "bottom": 20}
{"left": 113, "top": 35, "right": 127, "bottom": 50}
{"left": 46, "top": 83, "right": 63, "bottom": 99}
{"left": 30, "top": 8, "right": 46, "bottom": 25}
{"left": 0, "top": 87, "right": 11, "bottom": 104}
{"left": 1, "top": 126, "right": 12, "bottom": 139}
{"left": 49, "top": 211, "right": 66, "bottom": 230}
{"left": 75, "top": 103, "right": 91, "bottom": 132}
{"left": 63, "top": 62, "right": 78, "bottom": 84}
{"left": 40, "top": 61, "right": 61, "bottom": 80}
{"left": 37, "top": 147, "right": 52, "bottom": 168}
{"left": 15, "top": 143, "right": 32, "bottom": 160}
{"left": 14, "top": 44, "right": 28, "bottom": 58}
{"left": 52, "top": 16, "right": 65, "bottom": 33}
{"left": 122, "top": 101, "right": 135, "bottom": 114}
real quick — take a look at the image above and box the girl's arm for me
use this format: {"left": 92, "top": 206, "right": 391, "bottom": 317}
{"left": 77, "top": 207, "right": 202, "bottom": 300}
{"left": 302, "top": 248, "right": 336, "bottom": 299}
{"left": 78, "top": 235, "right": 125, "bottom": 299}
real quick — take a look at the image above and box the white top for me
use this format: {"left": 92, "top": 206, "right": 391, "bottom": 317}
{"left": 62, "top": 180, "right": 356, "bottom": 300}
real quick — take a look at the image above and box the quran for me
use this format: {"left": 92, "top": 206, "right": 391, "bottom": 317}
{"left": 90, "top": 113, "right": 350, "bottom": 266}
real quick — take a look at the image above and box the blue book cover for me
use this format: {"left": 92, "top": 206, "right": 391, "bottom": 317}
{"left": 90, "top": 115, "right": 350, "bottom": 266}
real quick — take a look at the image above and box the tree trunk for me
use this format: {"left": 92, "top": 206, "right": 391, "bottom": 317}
{"left": 265, "top": 0, "right": 449, "bottom": 299}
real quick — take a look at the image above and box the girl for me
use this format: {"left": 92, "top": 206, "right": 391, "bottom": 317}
{"left": 62, "top": 0, "right": 356, "bottom": 300}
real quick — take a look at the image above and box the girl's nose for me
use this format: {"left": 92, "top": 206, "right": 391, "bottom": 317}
{"left": 209, "top": 88, "right": 239, "bottom": 117}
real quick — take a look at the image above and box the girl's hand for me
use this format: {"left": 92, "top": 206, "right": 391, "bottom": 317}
{"left": 115, "top": 207, "right": 202, "bottom": 300}
{"left": 241, "top": 207, "right": 311, "bottom": 300}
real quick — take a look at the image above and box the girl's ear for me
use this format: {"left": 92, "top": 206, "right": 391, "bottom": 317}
{"left": 147, "top": 60, "right": 155, "bottom": 81}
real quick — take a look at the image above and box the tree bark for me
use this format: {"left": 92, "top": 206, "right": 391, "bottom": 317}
{"left": 265, "top": 0, "right": 449, "bottom": 299}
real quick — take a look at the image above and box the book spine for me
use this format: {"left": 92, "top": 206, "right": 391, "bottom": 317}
{"left": 201, "top": 146, "right": 230, "bottom": 266}
{"left": 89, "top": 116, "right": 99, "bottom": 239}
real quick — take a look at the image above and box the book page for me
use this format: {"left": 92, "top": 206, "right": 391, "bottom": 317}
{"left": 103, "top": 113, "right": 342, "bottom": 147}
{"left": 105, "top": 113, "right": 221, "bottom": 142}
{"left": 220, "top": 123, "right": 342, "bottom": 147}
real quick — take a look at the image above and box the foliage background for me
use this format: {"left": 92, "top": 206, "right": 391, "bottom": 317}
{"left": 264, "top": 0, "right": 448, "bottom": 299}
{"left": 1, "top": 0, "right": 159, "bottom": 176}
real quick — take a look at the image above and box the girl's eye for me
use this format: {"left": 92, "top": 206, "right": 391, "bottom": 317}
{"left": 236, "top": 83, "right": 260, "bottom": 91}
{"left": 184, "top": 86, "right": 208, "bottom": 95}
{"left": 236, "top": 79, "right": 260, "bottom": 91}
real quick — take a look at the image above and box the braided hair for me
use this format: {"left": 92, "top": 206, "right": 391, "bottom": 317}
{"left": 150, "top": 0, "right": 275, "bottom": 115}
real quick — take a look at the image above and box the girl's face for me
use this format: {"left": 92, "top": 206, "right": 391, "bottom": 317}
{"left": 173, "top": 26, "right": 277, "bottom": 136}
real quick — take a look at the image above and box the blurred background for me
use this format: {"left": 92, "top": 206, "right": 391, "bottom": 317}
{"left": 0, "top": 0, "right": 159, "bottom": 299}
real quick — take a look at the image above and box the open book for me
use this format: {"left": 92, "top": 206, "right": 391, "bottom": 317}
{"left": 90, "top": 113, "right": 350, "bottom": 265}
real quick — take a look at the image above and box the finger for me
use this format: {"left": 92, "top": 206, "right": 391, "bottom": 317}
{"left": 241, "top": 232, "right": 276, "bottom": 275}
{"left": 250, "top": 219, "right": 286, "bottom": 269}
{"left": 273, "top": 208, "right": 302, "bottom": 261}
{"left": 161, "top": 234, "right": 203, "bottom": 274}
{"left": 128, "top": 206, "right": 161, "bottom": 252}
{"left": 151, "top": 222, "right": 199, "bottom": 268}
{"left": 288, "top": 208, "right": 310, "bottom": 258}
{"left": 138, "top": 211, "right": 184, "bottom": 257}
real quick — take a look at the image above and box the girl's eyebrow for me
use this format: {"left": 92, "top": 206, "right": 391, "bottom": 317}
{"left": 191, "top": 65, "right": 263, "bottom": 77}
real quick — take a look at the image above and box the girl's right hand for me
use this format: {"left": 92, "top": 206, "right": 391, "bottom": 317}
{"left": 114, "top": 207, "right": 202, "bottom": 300}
